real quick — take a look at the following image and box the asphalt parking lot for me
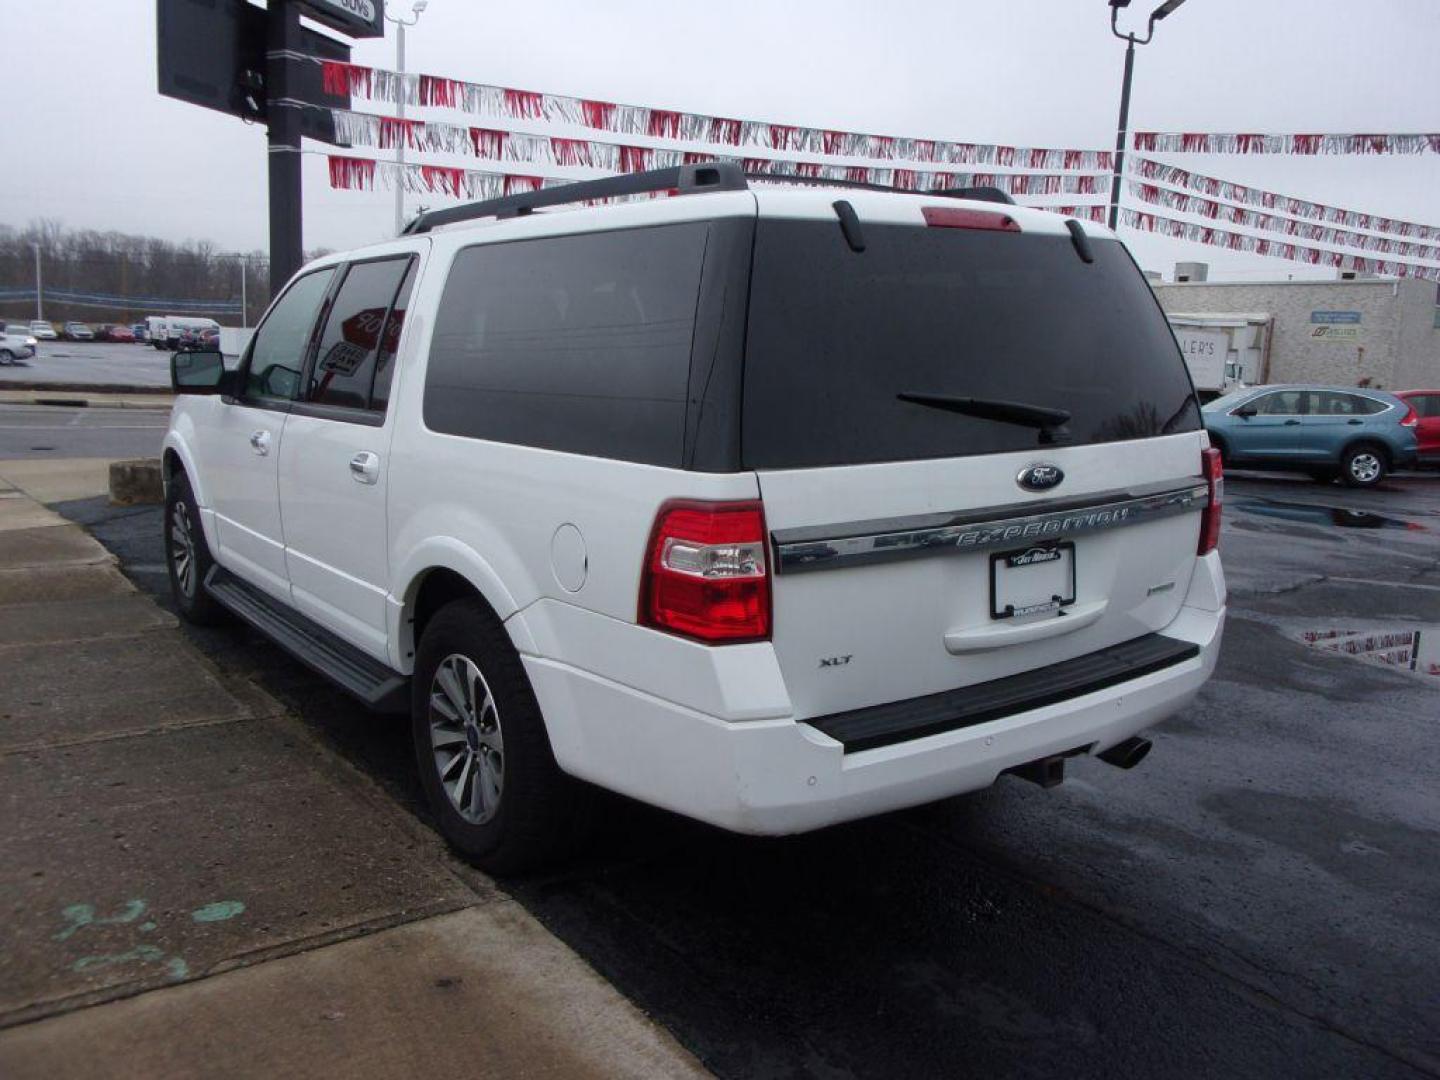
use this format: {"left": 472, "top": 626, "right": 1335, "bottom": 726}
{"left": 0, "top": 341, "right": 172, "bottom": 388}
{"left": 52, "top": 467, "right": 1439, "bottom": 1079}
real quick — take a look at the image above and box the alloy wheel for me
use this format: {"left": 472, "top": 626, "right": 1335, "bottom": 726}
{"left": 1348, "top": 453, "right": 1381, "bottom": 484}
{"left": 428, "top": 653, "right": 505, "bottom": 824}
{"left": 169, "top": 501, "right": 196, "bottom": 597}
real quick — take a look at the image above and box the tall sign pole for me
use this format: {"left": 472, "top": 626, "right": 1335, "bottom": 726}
{"left": 266, "top": 2, "right": 304, "bottom": 296}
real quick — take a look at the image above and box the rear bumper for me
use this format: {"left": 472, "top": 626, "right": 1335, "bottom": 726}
{"left": 523, "top": 554, "right": 1226, "bottom": 835}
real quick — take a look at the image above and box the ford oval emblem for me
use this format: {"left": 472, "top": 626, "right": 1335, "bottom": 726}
{"left": 1017, "top": 463, "right": 1064, "bottom": 492}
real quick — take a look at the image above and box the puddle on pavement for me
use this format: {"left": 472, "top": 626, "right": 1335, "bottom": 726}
{"left": 1231, "top": 498, "right": 1428, "bottom": 531}
{"left": 1295, "top": 626, "right": 1440, "bottom": 680}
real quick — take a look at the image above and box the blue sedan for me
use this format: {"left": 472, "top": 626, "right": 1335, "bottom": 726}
{"left": 1202, "top": 385, "right": 1420, "bottom": 488}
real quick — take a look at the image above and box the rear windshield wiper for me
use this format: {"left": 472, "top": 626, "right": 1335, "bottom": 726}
{"left": 897, "top": 392, "right": 1072, "bottom": 443}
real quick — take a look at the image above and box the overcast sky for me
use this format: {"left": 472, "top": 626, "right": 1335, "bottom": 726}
{"left": 5, "top": 0, "right": 1438, "bottom": 280}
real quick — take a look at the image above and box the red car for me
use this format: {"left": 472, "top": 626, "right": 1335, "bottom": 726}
{"left": 99, "top": 324, "right": 136, "bottom": 343}
{"left": 1395, "top": 390, "right": 1440, "bottom": 468}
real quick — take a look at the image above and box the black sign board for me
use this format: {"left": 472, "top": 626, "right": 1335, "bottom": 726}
{"left": 157, "top": 0, "right": 353, "bottom": 144}
{"left": 294, "top": 0, "right": 384, "bottom": 39}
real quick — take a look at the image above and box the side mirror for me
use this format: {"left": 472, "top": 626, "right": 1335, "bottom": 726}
{"left": 171, "top": 349, "right": 236, "bottom": 396}
{"left": 1234, "top": 405, "right": 1257, "bottom": 418}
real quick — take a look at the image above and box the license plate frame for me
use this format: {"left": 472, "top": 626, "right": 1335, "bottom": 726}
{"left": 990, "top": 542, "right": 1076, "bottom": 620}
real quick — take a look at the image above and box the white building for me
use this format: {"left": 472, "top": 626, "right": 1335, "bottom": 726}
{"left": 1152, "top": 265, "right": 1440, "bottom": 391}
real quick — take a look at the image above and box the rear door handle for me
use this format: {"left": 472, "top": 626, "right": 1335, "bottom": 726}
{"left": 1283, "top": 419, "right": 1301, "bottom": 426}
{"left": 249, "top": 429, "right": 271, "bottom": 455}
{"left": 1347, "top": 419, "right": 1363, "bottom": 425}
{"left": 349, "top": 451, "right": 380, "bottom": 485}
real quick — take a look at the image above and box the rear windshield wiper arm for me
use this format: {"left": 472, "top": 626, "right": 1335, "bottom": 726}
{"left": 897, "top": 392, "right": 1072, "bottom": 439}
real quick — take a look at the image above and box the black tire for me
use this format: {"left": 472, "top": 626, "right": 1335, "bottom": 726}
{"left": 1340, "top": 443, "right": 1387, "bottom": 488}
{"left": 164, "top": 470, "right": 226, "bottom": 625}
{"left": 411, "top": 597, "right": 588, "bottom": 875}
{"left": 0, "top": 349, "right": 13, "bottom": 366}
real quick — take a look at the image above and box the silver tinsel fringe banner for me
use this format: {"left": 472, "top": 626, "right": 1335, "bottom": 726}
{"left": 1129, "top": 157, "right": 1440, "bottom": 243}
{"left": 328, "top": 111, "right": 1111, "bottom": 196}
{"left": 320, "top": 61, "right": 1113, "bottom": 171}
{"left": 1128, "top": 182, "right": 1440, "bottom": 263}
{"left": 1133, "top": 132, "right": 1440, "bottom": 156}
{"left": 326, "top": 153, "right": 1110, "bottom": 220}
{"left": 1122, "top": 209, "right": 1440, "bottom": 283}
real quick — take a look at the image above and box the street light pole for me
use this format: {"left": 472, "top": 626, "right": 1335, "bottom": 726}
{"left": 386, "top": 1, "right": 429, "bottom": 236}
{"left": 33, "top": 243, "right": 43, "bottom": 320}
{"left": 1106, "top": 0, "right": 1189, "bottom": 231}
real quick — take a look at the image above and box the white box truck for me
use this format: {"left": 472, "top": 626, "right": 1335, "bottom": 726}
{"left": 1173, "top": 327, "right": 1231, "bottom": 400}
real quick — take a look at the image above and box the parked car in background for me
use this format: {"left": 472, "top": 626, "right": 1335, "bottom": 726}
{"left": 0, "top": 325, "right": 39, "bottom": 364}
{"left": 29, "top": 320, "right": 57, "bottom": 340}
{"left": 153, "top": 316, "right": 220, "bottom": 350}
{"left": 1394, "top": 390, "right": 1440, "bottom": 468}
{"left": 62, "top": 321, "right": 94, "bottom": 341}
{"left": 97, "top": 324, "right": 136, "bottom": 343}
{"left": 131, "top": 323, "right": 149, "bottom": 342}
{"left": 1203, "top": 385, "right": 1419, "bottom": 487}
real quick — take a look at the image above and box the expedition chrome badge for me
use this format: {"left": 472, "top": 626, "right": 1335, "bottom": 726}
{"left": 1017, "top": 463, "right": 1064, "bottom": 492}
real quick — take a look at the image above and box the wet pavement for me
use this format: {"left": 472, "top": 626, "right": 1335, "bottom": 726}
{"left": 0, "top": 342, "right": 171, "bottom": 388}
{"left": 59, "top": 469, "right": 1440, "bottom": 1080}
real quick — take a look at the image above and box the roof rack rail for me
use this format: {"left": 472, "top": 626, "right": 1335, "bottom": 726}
{"left": 746, "top": 171, "right": 1017, "bottom": 205}
{"left": 401, "top": 161, "right": 749, "bottom": 235}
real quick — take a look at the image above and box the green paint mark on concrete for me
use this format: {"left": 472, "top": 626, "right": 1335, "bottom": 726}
{"left": 71, "top": 944, "right": 190, "bottom": 982}
{"left": 53, "top": 899, "right": 147, "bottom": 941}
{"left": 191, "top": 900, "right": 245, "bottom": 923}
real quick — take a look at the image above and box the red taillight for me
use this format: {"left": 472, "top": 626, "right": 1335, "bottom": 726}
{"left": 1400, "top": 404, "right": 1419, "bottom": 427}
{"left": 922, "top": 206, "right": 1021, "bottom": 232}
{"left": 640, "top": 500, "right": 771, "bottom": 643}
{"left": 1198, "top": 446, "right": 1223, "bottom": 555}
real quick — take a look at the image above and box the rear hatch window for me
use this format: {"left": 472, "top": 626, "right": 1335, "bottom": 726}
{"left": 741, "top": 219, "right": 1200, "bottom": 469}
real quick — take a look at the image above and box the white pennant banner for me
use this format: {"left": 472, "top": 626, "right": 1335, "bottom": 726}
{"left": 326, "top": 153, "right": 1111, "bottom": 220}
{"left": 1122, "top": 209, "right": 1440, "bottom": 282}
{"left": 321, "top": 61, "right": 1114, "bottom": 172}
{"left": 1127, "top": 181, "right": 1440, "bottom": 263}
{"left": 1129, "top": 157, "right": 1440, "bottom": 244}
{"left": 1133, "top": 132, "right": 1440, "bottom": 156}
{"left": 328, "top": 112, "right": 1112, "bottom": 197}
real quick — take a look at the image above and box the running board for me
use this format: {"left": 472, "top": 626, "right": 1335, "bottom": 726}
{"left": 204, "top": 567, "right": 410, "bottom": 713}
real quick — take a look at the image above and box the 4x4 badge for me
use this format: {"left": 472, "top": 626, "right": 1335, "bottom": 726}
{"left": 1017, "top": 463, "right": 1064, "bottom": 492}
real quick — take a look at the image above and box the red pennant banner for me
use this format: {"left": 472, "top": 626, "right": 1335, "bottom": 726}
{"left": 318, "top": 60, "right": 1113, "bottom": 172}
{"left": 1121, "top": 209, "right": 1440, "bottom": 282}
{"left": 1133, "top": 132, "right": 1440, "bottom": 156}
{"left": 1127, "top": 181, "right": 1440, "bottom": 262}
{"left": 1129, "top": 157, "right": 1440, "bottom": 245}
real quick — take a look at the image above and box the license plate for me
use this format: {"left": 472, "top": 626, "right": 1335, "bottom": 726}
{"left": 990, "top": 542, "right": 1076, "bottom": 620}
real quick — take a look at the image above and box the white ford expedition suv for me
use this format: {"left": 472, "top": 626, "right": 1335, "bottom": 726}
{"left": 163, "top": 163, "right": 1225, "bottom": 872}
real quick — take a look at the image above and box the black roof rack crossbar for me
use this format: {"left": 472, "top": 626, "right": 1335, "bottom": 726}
{"left": 746, "top": 171, "right": 1017, "bottom": 205}
{"left": 402, "top": 161, "right": 749, "bottom": 234}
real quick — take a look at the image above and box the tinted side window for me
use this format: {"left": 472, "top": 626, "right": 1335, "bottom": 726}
{"left": 1253, "top": 391, "right": 1305, "bottom": 415}
{"left": 424, "top": 224, "right": 708, "bottom": 466}
{"left": 1415, "top": 395, "right": 1440, "bottom": 418}
{"left": 1351, "top": 395, "right": 1386, "bottom": 415}
{"left": 306, "top": 258, "right": 412, "bottom": 412}
{"left": 371, "top": 260, "right": 417, "bottom": 413}
{"left": 245, "top": 269, "right": 334, "bottom": 403}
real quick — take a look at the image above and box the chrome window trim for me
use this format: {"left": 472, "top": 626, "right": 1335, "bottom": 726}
{"left": 772, "top": 480, "right": 1210, "bottom": 575}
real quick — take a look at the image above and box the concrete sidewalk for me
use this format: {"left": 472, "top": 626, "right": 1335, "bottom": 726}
{"left": 0, "top": 461, "right": 706, "bottom": 1079}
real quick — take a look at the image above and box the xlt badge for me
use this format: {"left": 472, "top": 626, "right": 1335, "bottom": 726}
{"left": 819, "top": 655, "right": 854, "bottom": 669}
